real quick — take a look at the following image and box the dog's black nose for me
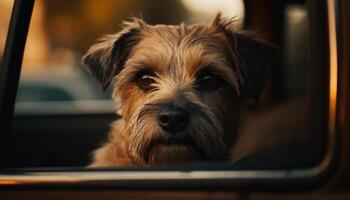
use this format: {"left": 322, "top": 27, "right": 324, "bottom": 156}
{"left": 158, "top": 106, "right": 189, "bottom": 133}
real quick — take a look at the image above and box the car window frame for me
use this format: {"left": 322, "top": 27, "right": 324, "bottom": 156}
{"left": 0, "top": 0, "right": 341, "bottom": 191}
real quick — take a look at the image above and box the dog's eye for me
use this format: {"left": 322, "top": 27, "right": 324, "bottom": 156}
{"left": 197, "top": 71, "right": 222, "bottom": 90}
{"left": 135, "top": 71, "right": 156, "bottom": 91}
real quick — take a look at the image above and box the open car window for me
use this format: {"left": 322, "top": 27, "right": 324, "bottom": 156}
{"left": 0, "top": 0, "right": 340, "bottom": 191}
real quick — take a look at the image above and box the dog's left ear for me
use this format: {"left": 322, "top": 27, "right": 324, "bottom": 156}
{"left": 211, "top": 14, "right": 278, "bottom": 100}
{"left": 82, "top": 19, "right": 145, "bottom": 89}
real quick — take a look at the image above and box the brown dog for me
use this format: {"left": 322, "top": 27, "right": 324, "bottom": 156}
{"left": 82, "top": 14, "right": 277, "bottom": 167}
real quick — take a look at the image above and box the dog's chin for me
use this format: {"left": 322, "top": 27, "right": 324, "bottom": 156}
{"left": 145, "top": 141, "right": 201, "bottom": 166}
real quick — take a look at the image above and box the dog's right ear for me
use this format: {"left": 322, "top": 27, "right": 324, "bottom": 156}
{"left": 211, "top": 13, "right": 278, "bottom": 100}
{"left": 82, "top": 20, "right": 145, "bottom": 89}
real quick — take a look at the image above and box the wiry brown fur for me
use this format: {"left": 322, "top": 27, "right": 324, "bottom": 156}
{"left": 83, "top": 14, "right": 277, "bottom": 167}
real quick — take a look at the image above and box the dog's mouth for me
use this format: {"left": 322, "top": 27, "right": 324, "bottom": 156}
{"left": 159, "top": 137, "right": 193, "bottom": 146}
{"left": 149, "top": 137, "right": 197, "bottom": 151}
{"left": 144, "top": 137, "right": 203, "bottom": 165}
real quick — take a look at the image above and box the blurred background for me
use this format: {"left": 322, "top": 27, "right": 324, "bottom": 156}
{"left": 0, "top": 0, "right": 324, "bottom": 168}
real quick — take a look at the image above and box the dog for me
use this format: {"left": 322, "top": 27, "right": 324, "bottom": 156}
{"left": 82, "top": 13, "right": 277, "bottom": 167}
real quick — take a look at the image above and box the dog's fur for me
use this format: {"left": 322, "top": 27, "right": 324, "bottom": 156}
{"left": 82, "top": 14, "right": 277, "bottom": 167}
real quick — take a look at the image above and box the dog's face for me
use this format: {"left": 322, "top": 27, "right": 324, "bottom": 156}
{"left": 82, "top": 14, "right": 277, "bottom": 166}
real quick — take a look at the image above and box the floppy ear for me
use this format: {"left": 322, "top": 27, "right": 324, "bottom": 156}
{"left": 211, "top": 13, "right": 278, "bottom": 100}
{"left": 234, "top": 33, "right": 278, "bottom": 100}
{"left": 82, "top": 21, "right": 143, "bottom": 89}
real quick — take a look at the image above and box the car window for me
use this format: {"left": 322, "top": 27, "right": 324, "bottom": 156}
{"left": 1, "top": 0, "right": 326, "bottom": 170}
